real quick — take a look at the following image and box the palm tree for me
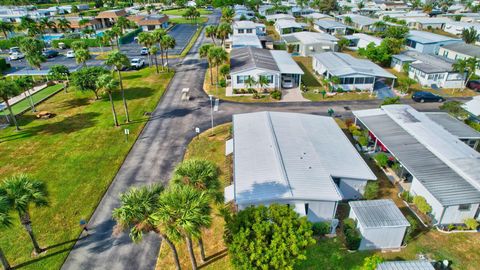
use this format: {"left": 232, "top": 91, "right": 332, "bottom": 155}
{"left": 82, "top": 28, "right": 96, "bottom": 38}
{"left": 152, "top": 185, "right": 212, "bottom": 270}
{"left": 115, "top": 17, "right": 131, "bottom": 35}
{"left": 56, "top": 18, "right": 71, "bottom": 33}
{"left": 372, "top": 21, "right": 386, "bottom": 31}
{"left": 38, "top": 18, "right": 55, "bottom": 38}
{"left": 245, "top": 76, "right": 257, "bottom": 89}
{"left": 209, "top": 46, "right": 228, "bottom": 86}
{"left": 0, "top": 80, "right": 21, "bottom": 131}
{"left": 357, "top": 1, "right": 365, "bottom": 9}
{"left": 305, "top": 17, "right": 315, "bottom": 32}
{"left": 1, "top": 175, "right": 48, "bottom": 255}
{"left": 258, "top": 75, "right": 270, "bottom": 92}
{"left": 105, "top": 50, "right": 131, "bottom": 123}
{"left": 19, "top": 16, "right": 39, "bottom": 37}
{"left": 462, "top": 26, "right": 479, "bottom": 44}
{"left": 423, "top": 3, "right": 433, "bottom": 14}
{"left": 0, "top": 21, "right": 14, "bottom": 39}
{"left": 14, "top": 76, "right": 35, "bottom": 112}
{"left": 48, "top": 64, "right": 70, "bottom": 92}
{"left": 112, "top": 184, "right": 181, "bottom": 270}
{"left": 74, "top": 48, "right": 91, "bottom": 66}
{"left": 111, "top": 25, "right": 122, "bottom": 49}
{"left": 97, "top": 74, "right": 120, "bottom": 126}
{"left": 103, "top": 30, "right": 116, "bottom": 49}
{"left": 221, "top": 7, "right": 234, "bottom": 23}
{"left": 205, "top": 25, "right": 217, "bottom": 45}
{"left": 19, "top": 37, "right": 45, "bottom": 70}
{"left": 344, "top": 16, "right": 353, "bottom": 27}
{"left": 152, "top": 29, "right": 167, "bottom": 69}
{"left": 453, "top": 57, "right": 478, "bottom": 89}
{"left": 0, "top": 192, "right": 12, "bottom": 270}
{"left": 149, "top": 46, "right": 160, "bottom": 74}
{"left": 137, "top": 32, "right": 154, "bottom": 67}
{"left": 200, "top": 44, "right": 214, "bottom": 85}
{"left": 216, "top": 23, "right": 232, "bottom": 46}
{"left": 171, "top": 159, "right": 221, "bottom": 262}
{"left": 161, "top": 35, "right": 176, "bottom": 70}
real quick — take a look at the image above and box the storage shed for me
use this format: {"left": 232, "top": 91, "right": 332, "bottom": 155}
{"left": 349, "top": 199, "right": 410, "bottom": 250}
{"left": 377, "top": 260, "right": 435, "bottom": 270}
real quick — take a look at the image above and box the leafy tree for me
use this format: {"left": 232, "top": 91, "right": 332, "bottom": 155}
{"left": 384, "top": 26, "right": 409, "bottom": 39}
{"left": 205, "top": 25, "right": 218, "bottom": 45}
{"left": 200, "top": 44, "right": 214, "bottom": 85}
{"left": 317, "top": 0, "right": 338, "bottom": 13}
{"left": 74, "top": 48, "right": 91, "bottom": 66}
{"left": 161, "top": 34, "right": 176, "bottom": 69}
{"left": 225, "top": 204, "right": 315, "bottom": 269}
{"left": 38, "top": 17, "right": 55, "bottom": 38}
{"left": 112, "top": 184, "right": 181, "bottom": 270}
{"left": 0, "top": 175, "right": 48, "bottom": 255}
{"left": 115, "top": 17, "right": 131, "bottom": 35}
{"left": 219, "top": 64, "right": 230, "bottom": 80}
{"left": 453, "top": 57, "right": 478, "bottom": 88}
{"left": 0, "top": 192, "right": 12, "bottom": 270}
{"left": 360, "top": 254, "right": 384, "bottom": 270}
{"left": 71, "top": 40, "right": 88, "bottom": 51}
{"left": 97, "top": 74, "right": 120, "bottom": 126}
{"left": 19, "top": 16, "right": 39, "bottom": 37}
{"left": 337, "top": 38, "right": 350, "bottom": 52}
{"left": 105, "top": 50, "right": 131, "bottom": 122}
{"left": 358, "top": 38, "right": 402, "bottom": 66}
{"left": 19, "top": 37, "right": 45, "bottom": 70}
{"left": 0, "top": 21, "right": 13, "bottom": 38}
{"left": 413, "top": 196, "right": 432, "bottom": 214}
{"left": 258, "top": 75, "right": 270, "bottom": 91}
{"left": 374, "top": 153, "right": 389, "bottom": 167}
{"left": 216, "top": 23, "right": 232, "bottom": 46}
{"left": 152, "top": 185, "right": 212, "bottom": 270}
{"left": 71, "top": 66, "right": 108, "bottom": 100}
{"left": 397, "top": 77, "right": 417, "bottom": 94}
{"left": 363, "top": 181, "right": 379, "bottom": 200}
{"left": 462, "top": 27, "right": 479, "bottom": 44}
{"left": 0, "top": 80, "right": 22, "bottom": 131}
{"left": 48, "top": 64, "right": 70, "bottom": 92}
{"left": 71, "top": 5, "right": 79, "bottom": 14}
{"left": 137, "top": 32, "right": 155, "bottom": 66}
{"left": 221, "top": 7, "right": 234, "bottom": 23}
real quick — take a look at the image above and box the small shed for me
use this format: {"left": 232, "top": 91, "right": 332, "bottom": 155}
{"left": 349, "top": 199, "right": 410, "bottom": 251}
{"left": 377, "top": 260, "right": 435, "bottom": 270}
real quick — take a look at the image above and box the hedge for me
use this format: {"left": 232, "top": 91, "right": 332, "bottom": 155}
{"left": 312, "top": 222, "right": 330, "bottom": 236}
{"left": 343, "top": 218, "right": 361, "bottom": 250}
{"left": 52, "top": 38, "right": 101, "bottom": 49}
{"left": 119, "top": 28, "right": 142, "bottom": 45}
{"left": 0, "top": 58, "right": 11, "bottom": 71}
{"left": 0, "top": 39, "right": 19, "bottom": 50}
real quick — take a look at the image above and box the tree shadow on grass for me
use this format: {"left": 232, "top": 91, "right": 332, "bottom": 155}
{"left": 111, "top": 87, "right": 154, "bottom": 102}
{"left": 58, "top": 97, "right": 91, "bottom": 110}
{"left": 12, "top": 248, "right": 72, "bottom": 269}
{"left": 121, "top": 73, "right": 143, "bottom": 80}
{"left": 199, "top": 249, "right": 228, "bottom": 269}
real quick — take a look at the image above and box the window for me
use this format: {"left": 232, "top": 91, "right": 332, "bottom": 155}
{"left": 344, "top": 77, "right": 354, "bottom": 84}
{"left": 428, "top": 74, "right": 434, "bottom": 80}
{"left": 305, "top": 203, "right": 309, "bottom": 215}
{"left": 459, "top": 204, "right": 471, "bottom": 211}
{"left": 237, "top": 75, "right": 249, "bottom": 84}
{"left": 354, "top": 77, "right": 365, "bottom": 84}
{"left": 365, "top": 77, "right": 374, "bottom": 84}
{"left": 238, "top": 29, "right": 244, "bottom": 34}
{"left": 246, "top": 29, "right": 253, "bottom": 33}
{"left": 260, "top": 75, "right": 273, "bottom": 83}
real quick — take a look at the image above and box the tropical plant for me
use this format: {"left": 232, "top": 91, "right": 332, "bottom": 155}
{"left": 96, "top": 74, "right": 120, "bottom": 126}
{"left": 0, "top": 192, "right": 12, "bottom": 270}
{"left": 199, "top": 44, "right": 214, "bottom": 85}
{"left": 56, "top": 17, "right": 72, "bottom": 32}
{"left": 208, "top": 46, "right": 228, "bottom": 86}
{"left": 343, "top": 218, "right": 361, "bottom": 250}
{"left": 19, "top": 37, "right": 45, "bottom": 70}
{"left": 453, "top": 57, "right": 478, "bottom": 88}
{"left": 137, "top": 32, "right": 155, "bottom": 66}
{"left": 105, "top": 50, "right": 131, "bottom": 123}
{"left": 413, "top": 196, "right": 432, "bottom": 214}
{"left": 397, "top": 77, "right": 417, "bottom": 94}
{"left": 0, "top": 80, "right": 21, "bottom": 131}
{"left": 19, "top": 16, "right": 39, "bottom": 37}
{"left": 374, "top": 153, "right": 389, "bottom": 167}
{"left": 152, "top": 185, "right": 212, "bottom": 270}
{"left": 111, "top": 25, "right": 122, "bottom": 48}
{"left": 464, "top": 218, "right": 479, "bottom": 230}
{"left": 462, "top": 27, "right": 479, "bottom": 44}
{"left": 152, "top": 29, "right": 167, "bottom": 69}
{"left": 112, "top": 184, "right": 181, "bottom": 270}
{"left": 219, "top": 64, "right": 230, "bottom": 80}
{"left": 0, "top": 175, "right": 48, "bottom": 255}
{"left": 244, "top": 76, "right": 257, "bottom": 89}
{"left": 305, "top": 17, "right": 315, "bottom": 32}
{"left": 258, "top": 75, "right": 270, "bottom": 91}
{"left": 221, "top": 7, "right": 235, "bottom": 23}
{"left": 115, "top": 17, "right": 131, "bottom": 35}
{"left": 344, "top": 16, "right": 353, "bottom": 26}
{"left": 360, "top": 255, "right": 384, "bottom": 270}
{"left": 74, "top": 48, "right": 91, "bottom": 66}
{"left": 149, "top": 46, "right": 160, "bottom": 74}
{"left": 0, "top": 21, "right": 14, "bottom": 38}
{"left": 71, "top": 40, "right": 88, "bottom": 51}
{"left": 14, "top": 76, "right": 35, "bottom": 112}
{"left": 363, "top": 181, "right": 379, "bottom": 200}
{"left": 337, "top": 38, "right": 350, "bottom": 52}
{"left": 161, "top": 34, "right": 176, "bottom": 69}
{"left": 103, "top": 30, "right": 116, "bottom": 49}
{"left": 38, "top": 17, "right": 56, "bottom": 37}
{"left": 216, "top": 23, "right": 232, "bottom": 46}
{"left": 205, "top": 25, "right": 218, "bottom": 45}
{"left": 71, "top": 66, "right": 108, "bottom": 99}
{"left": 381, "top": 96, "right": 400, "bottom": 105}
{"left": 48, "top": 64, "right": 70, "bottom": 92}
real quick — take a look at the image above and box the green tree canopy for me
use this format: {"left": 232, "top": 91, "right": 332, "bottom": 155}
{"left": 71, "top": 66, "right": 108, "bottom": 99}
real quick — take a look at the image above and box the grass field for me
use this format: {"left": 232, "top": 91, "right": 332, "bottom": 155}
{"left": 0, "top": 67, "right": 174, "bottom": 270}
{"left": 170, "top": 17, "right": 209, "bottom": 25}
{"left": 0, "top": 84, "right": 64, "bottom": 116}
{"left": 162, "top": 8, "right": 212, "bottom": 16}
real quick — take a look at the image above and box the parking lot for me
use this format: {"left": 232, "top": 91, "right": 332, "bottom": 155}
{"left": 5, "top": 23, "right": 199, "bottom": 75}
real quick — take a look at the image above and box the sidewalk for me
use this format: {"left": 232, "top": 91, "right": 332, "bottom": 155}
{"left": 0, "top": 83, "right": 47, "bottom": 110}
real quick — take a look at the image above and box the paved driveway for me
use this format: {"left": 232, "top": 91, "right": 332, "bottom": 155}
{"left": 374, "top": 80, "right": 396, "bottom": 99}
{"left": 167, "top": 24, "right": 198, "bottom": 55}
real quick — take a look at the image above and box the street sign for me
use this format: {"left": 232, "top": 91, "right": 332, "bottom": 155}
{"left": 124, "top": 129, "right": 130, "bottom": 135}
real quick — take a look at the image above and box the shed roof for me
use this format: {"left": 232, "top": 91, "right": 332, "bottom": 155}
{"left": 233, "top": 111, "right": 376, "bottom": 204}
{"left": 313, "top": 52, "right": 396, "bottom": 78}
{"left": 353, "top": 105, "right": 480, "bottom": 206}
{"left": 462, "top": 96, "right": 480, "bottom": 117}
{"left": 349, "top": 199, "right": 409, "bottom": 228}
{"left": 377, "top": 261, "right": 435, "bottom": 270}
{"left": 407, "top": 30, "right": 461, "bottom": 44}
{"left": 315, "top": 20, "right": 347, "bottom": 29}
{"left": 425, "top": 112, "right": 480, "bottom": 139}
{"left": 441, "top": 42, "right": 480, "bottom": 58}
{"left": 230, "top": 47, "right": 279, "bottom": 73}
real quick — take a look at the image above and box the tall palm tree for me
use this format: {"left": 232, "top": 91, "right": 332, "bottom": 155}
{"left": 19, "top": 16, "right": 39, "bottom": 37}
{"left": 111, "top": 25, "right": 122, "bottom": 49}
{"left": 152, "top": 185, "right": 212, "bottom": 270}
{"left": 56, "top": 17, "right": 71, "bottom": 33}
{"left": 112, "top": 184, "right": 181, "bottom": 270}
{"left": 0, "top": 21, "right": 14, "bottom": 39}
{"left": 462, "top": 26, "right": 479, "bottom": 44}
{"left": 161, "top": 35, "right": 176, "bottom": 70}
{"left": 38, "top": 18, "right": 55, "bottom": 37}
{"left": 19, "top": 37, "right": 45, "bottom": 70}
{"left": 171, "top": 159, "right": 221, "bottom": 262}
{"left": 103, "top": 30, "right": 116, "bottom": 49}
{"left": 137, "top": 32, "right": 154, "bottom": 67}
{"left": 152, "top": 29, "right": 166, "bottom": 69}
{"left": 216, "top": 23, "right": 232, "bottom": 46}
{"left": 205, "top": 25, "right": 218, "bottom": 45}
{"left": 0, "top": 80, "right": 21, "bottom": 131}
{"left": 200, "top": 44, "right": 214, "bottom": 85}
{"left": 209, "top": 46, "right": 228, "bottom": 86}
{"left": 14, "top": 76, "right": 35, "bottom": 112}
{"left": 453, "top": 57, "right": 478, "bottom": 89}
{"left": 105, "top": 50, "right": 131, "bottom": 123}
{"left": 1, "top": 175, "right": 48, "bottom": 254}
{"left": 258, "top": 75, "right": 270, "bottom": 92}
{"left": 244, "top": 76, "right": 257, "bottom": 89}
{"left": 97, "top": 74, "right": 120, "bottom": 126}
{"left": 221, "top": 7, "right": 234, "bottom": 23}
{"left": 74, "top": 48, "right": 91, "bottom": 66}
{"left": 115, "top": 17, "right": 131, "bottom": 35}
{"left": 48, "top": 64, "right": 70, "bottom": 92}
{"left": 0, "top": 193, "right": 12, "bottom": 270}
{"left": 149, "top": 46, "right": 160, "bottom": 74}
{"left": 305, "top": 17, "right": 315, "bottom": 32}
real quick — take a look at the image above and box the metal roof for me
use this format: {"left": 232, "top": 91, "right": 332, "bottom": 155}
{"left": 396, "top": 50, "right": 456, "bottom": 73}
{"left": 441, "top": 42, "right": 480, "bottom": 58}
{"left": 407, "top": 30, "right": 462, "bottom": 44}
{"left": 282, "top": 31, "right": 338, "bottom": 45}
{"left": 230, "top": 47, "right": 279, "bottom": 74}
{"left": 275, "top": 19, "right": 303, "bottom": 29}
{"left": 349, "top": 199, "right": 410, "bottom": 228}
{"left": 302, "top": 12, "right": 333, "bottom": 20}
{"left": 337, "top": 14, "right": 378, "bottom": 26}
{"left": 313, "top": 52, "right": 396, "bottom": 78}
{"left": 231, "top": 35, "right": 262, "bottom": 49}
{"left": 343, "top": 33, "right": 382, "bottom": 44}
{"left": 265, "top": 13, "right": 295, "bottom": 21}
{"left": 315, "top": 20, "right": 347, "bottom": 29}
{"left": 425, "top": 112, "right": 480, "bottom": 139}
{"left": 270, "top": 51, "right": 304, "bottom": 75}
{"left": 233, "top": 112, "right": 376, "bottom": 204}
{"left": 233, "top": 20, "right": 256, "bottom": 29}
{"left": 377, "top": 261, "right": 435, "bottom": 270}
{"left": 353, "top": 106, "right": 480, "bottom": 206}
{"left": 462, "top": 96, "right": 480, "bottom": 117}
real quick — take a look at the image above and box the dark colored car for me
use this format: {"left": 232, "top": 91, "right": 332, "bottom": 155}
{"left": 466, "top": 80, "right": 480, "bottom": 91}
{"left": 42, "top": 50, "right": 59, "bottom": 58}
{"left": 412, "top": 91, "right": 445, "bottom": 103}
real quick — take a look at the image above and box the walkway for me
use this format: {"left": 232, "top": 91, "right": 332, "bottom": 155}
{"left": 281, "top": 87, "right": 308, "bottom": 102}
{"left": 0, "top": 84, "right": 47, "bottom": 111}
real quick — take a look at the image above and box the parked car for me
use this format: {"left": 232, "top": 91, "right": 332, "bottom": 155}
{"left": 466, "top": 80, "right": 480, "bottom": 91}
{"left": 140, "top": 47, "right": 149, "bottom": 55}
{"left": 412, "top": 91, "right": 445, "bottom": 103}
{"left": 42, "top": 50, "right": 59, "bottom": 58}
{"left": 9, "top": 52, "right": 25, "bottom": 60}
{"left": 282, "top": 77, "right": 294, "bottom": 88}
{"left": 9, "top": 47, "right": 20, "bottom": 54}
{"left": 130, "top": 58, "right": 145, "bottom": 69}
{"left": 66, "top": 50, "right": 75, "bottom": 58}
{"left": 206, "top": 5, "right": 214, "bottom": 11}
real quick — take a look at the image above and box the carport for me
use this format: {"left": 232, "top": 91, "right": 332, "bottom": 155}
{"left": 270, "top": 50, "right": 304, "bottom": 88}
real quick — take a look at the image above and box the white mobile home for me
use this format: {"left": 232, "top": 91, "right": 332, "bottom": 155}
{"left": 225, "top": 111, "right": 377, "bottom": 221}
{"left": 274, "top": 19, "right": 304, "bottom": 35}
{"left": 314, "top": 20, "right": 348, "bottom": 35}
{"left": 343, "top": 33, "right": 382, "bottom": 50}
{"left": 282, "top": 31, "right": 338, "bottom": 56}
{"left": 406, "top": 30, "right": 462, "bottom": 54}
{"left": 353, "top": 105, "right": 480, "bottom": 225}
{"left": 349, "top": 199, "right": 410, "bottom": 250}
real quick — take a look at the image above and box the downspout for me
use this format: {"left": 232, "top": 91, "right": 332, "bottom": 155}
{"left": 435, "top": 207, "right": 446, "bottom": 227}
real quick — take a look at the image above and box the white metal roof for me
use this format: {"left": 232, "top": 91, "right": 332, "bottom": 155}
{"left": 313, "top": 52, "right": 396, "bottom": 78}
{"left": 233, "top": 20, "right": 256, "bottom": 29}
{"left": 266, "top": 13, "right": 295, "bottom": 21}
{"left": 231, "top": 34, "right": 262, "bottom": 48}
{"left": 282, "top": 31, "right": 338, "bottom": 45}
{"left": 407, "top": 30, "right": 462, "bottom": 44}
{"left": 275, "top": 19, "right": 303, "bottom": 29}
{"left": 270, "top": 50, "right": 304, "bottom": 75}
{"left": 349, "top": 199, "right": 410, "bottom": 228}
{"left": 377, "top": 261, "right": 435, "bottom": 270}
{"left": 337, "top": 14, "right": 378, "bottom": 26}
{"left": 233, "top": 112, "right": 376, "bottom": 204}
{"left": 302, "top": 12, "right": 333, "bottom": 20}
{"left": 425, "top": 112, "right": 480, "bottom": 139}
{"left": 462, "top": 96, "right": 480, "bottom": 117}
{"left": 343, "top": 33, "right": 382, "bottom": 44}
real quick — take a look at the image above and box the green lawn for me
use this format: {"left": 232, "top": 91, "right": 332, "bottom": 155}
{"left": 293, "top": 56, "right": 321, "bottom": 88}
{"left": 0, "top": 84, "right": 64, "bottom": 116}
{"left": 162, "top": 8, "right": 212, "bottom": 16}
{"left": 0, "top": 67, "right": 174, "bottom": 270}
{"left": 170, "top": 17, "right": 209, "bottom": 25}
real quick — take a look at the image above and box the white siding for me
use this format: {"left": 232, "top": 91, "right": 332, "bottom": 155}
{"left": 231, "top": 69, "right": 280, "bottom": 89}
{"left": 358, "top": 226, "right": 407, "bottom": 250}
{"left": 441, "top": 203, "right": 480, "bottom": 224}
{"left": 339, "top": 178, "right": 368, "bottom": 200}
{"left": 410, "top": 177, "right": 444, "bottom": 223}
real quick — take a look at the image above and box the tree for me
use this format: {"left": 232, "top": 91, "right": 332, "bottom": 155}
{"left": 205, "top": 25, "right": 218, "bottom": 45}
{"left": 221, "top": 7, "right": 234, "bottom": 23}
{"left": 296, "top": 0, "right": 309, "bottom": 9}
{"left": 56, "top": 18, "right": 71, "bottom": 33}
{"left": 0, "top": 21, "right": 14, "bottom": 38}
{"left": 344, "top": 16, "right": 353, "bottom": 27}
{"left": 0, "top": 192, "right": 12, "bottom": 270}
{"left": 360, "top": 255, "right": 384, "bottom": 270}
{"left": 0, "top": 175, "right": 48, "bottom": 255}
{"left": 200, "top": 44, "right": 214, "bottom": 85}
{"left": 71, "top": 5, "right": 79, "bottom": 14}
{"left": 152, "top": 185, "right": 212, "bottom": 270}
{"left": 413, "top": 196, "right": 432, "bottom": 214}
{"left": 219, "top": 64, "right": 230, "bottom": 80}
{"left": 96, "top": 74, "right": 120, "bottom": 126}
{"left": 38, "top": 17, "right": 56, "bottom": 38}
{"left": 71, "top": 66, "right": 108, "bottom": 100}
{"left": 225, "top": 204, "right": 315, "bottom": 269}
{"left": 363, "top": 181, "right": 379, "bottom": 200}
{"left": 337, "top": 38, "right": 350, "bottom": 52}
{"left": 397, "top": 77, "right": 417, "bottom": 94}
{"left": 71, "top": 40, "right": 88, "bottom": 51}
{"left": 14, "top": 76, "right": 35, "bottom": 112}
{"left": 74, "top": 48, "right": 91, "bottom": 66}
{"left": 105, "top": 50, "right": 131, "bottom": 123}
{"left": 19, "top": 37, "right": 45, "bottom": 70}
{"left": 423, "top": 3, "right": 433, "bottom": 14}
{"left": 216, "top": 23, "right": 232, "bottom": 46}
{"left": 209, "top": 46, "right": 228, "bottom": 87}
{"left": 19, "top": 16, "right": 39, "bottom": 37}
{"left": 137, "top": 32, "right": 154, "bottom": 67}
{"left": 111, "top": 25, "right": 122, "bottom": 49}
{"left": 115, "top": 17, "right": 131, "bottom": 35}
{"left": 48, "top": 64, "right": 70, "bottom": 92}
{"left": 0, "top": 80, "right": 21, "bottom": 131}
{"left": 112, "top": 184, "right": 181, "bottom": 270}
{"left": 384, "top": 26, "right": 409, "bottom": 39}
{"left": 317, "top": 0, "right": 338, "bottom": 13}
{"left": 258, "top": 75, "right": 270, "bottom": 91}
{"left": 305, "top": 17, "right": 315, "bottom": 32}
{"left": 150, "top": 46, "right": 160, "bottom": 74}
{"left": 103, "top": 30, "right": 116, "bottom": 49}
{"left": 462, "top": 26, "right": 479, "bottom": 44}
{"left": 358, "top": 38, "right": 401, "bottom": 66}
{"left": 161, "top": 35, "right": 176, "bottom": 70}
{"left": 357, "top": 1, "right": 365, "bottom": 9}
{"left": 152, "top": 29, "right": 167, "bottom": 69}
{"left": 453, "top": 57, "right": 478, "bottom": 88}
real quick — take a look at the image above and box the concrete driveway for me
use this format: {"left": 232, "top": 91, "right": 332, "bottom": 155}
{"left": 374, "top": 80, "right": 396, "bottom": 99}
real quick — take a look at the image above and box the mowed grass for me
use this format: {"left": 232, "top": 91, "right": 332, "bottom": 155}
{"left": 0, "top": 67, "right": 174, "bottom": 270}
{"left": 170, "top": 17, "right": 209, "bottom": 25}
{"left": 156, "top": 123, "right": 233, "bottom": 270}
{"left": 162, "top": 8, "right": 212, "bottom": 16}
{"left": 0, "top": 84, "right": 64, "bottom": 116}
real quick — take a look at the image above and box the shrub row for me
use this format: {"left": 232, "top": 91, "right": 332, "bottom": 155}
{"left": 343, "top": 218, "right": 361, "bottom": 250}
{"left": 52, "top": 38, "right": 101, "bottom": 49}
{"left": 119, "top": 28, "right": 142, "bottom": 45}
{"left": 312, "top": 222, "right": 330, "bottom": 236}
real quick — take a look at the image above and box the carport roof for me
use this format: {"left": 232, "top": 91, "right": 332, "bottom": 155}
{"left": 425, "top": 112, "right": 480, "bottom": 139}
{"left": 377, "top": 261, "right": 435, "bottom": 270}
{"left": 270, "top": 50, "right": 304, "bottom": 75}
{"left": 349, "top": 199, "right": 409, "bottom": 228}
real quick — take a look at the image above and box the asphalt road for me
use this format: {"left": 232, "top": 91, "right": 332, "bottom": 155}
{"left": 61, "top": 9, "right": 456, "bottom": 270}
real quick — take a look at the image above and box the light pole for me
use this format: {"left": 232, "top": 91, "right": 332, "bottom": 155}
{"left": 209, "top": 94, "right": 214, "bottom": 136}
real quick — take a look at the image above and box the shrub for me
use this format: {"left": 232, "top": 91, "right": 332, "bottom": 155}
{"left": 381, "top": 96, "right": 400, "bottom": 106}
{"left": 400, "top": 191, "right": 413, "bottom": 203}
{"left": 464, "top": 218, "right": 479, "bottom": 230}
{"left": 343, "top": 218, "right": 361, "bottom": 250}
{"left": 252, "top": 92, "right": 262, "bottom": 99}
{"left": 0, "top": 58, "right": 11, "bottom": 71}
{"left": 64, "top": 32, "right": 81, "bottom": 39}
{"left": 270, "top": 90, "right": 282, "bottom": 100}
{"left": 364, "top": 181, "right": 379, "bottom": 200}
{"left": 358, "top": 136, "right": 368, "bottom": 147}
{"left": 336, "top": 88, "right": 344, "bottom": 93}
{"left": 119, "top": 28, "right": 142, "bottom": 44}
{"left": 391, "top": 162, "right": 400, "bottom": 171}
{"left": 52, "top": 38, "right": 100, "bottom": 48}
{"left": 404, "top": 216, "right": 418, "bottom": 243}
{"left": 247, "top": 88, "right": 256, "bottom": 93}
{"left": 413, "top": 196, "right": 432, "bottom": 214}
{"left": 219, "top": 79, "right": 226, "bottom": 87}
{"left": 374, "top": 153, "right": 389, "bottom": 168}
{"left": 312, "top": 222, "right": 330, "bottom": 236}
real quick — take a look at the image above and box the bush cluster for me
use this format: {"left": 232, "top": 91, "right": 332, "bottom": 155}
{"left": 413, "top": 196, "right": 432, "bottom": 215}
{"left": 404, "top": 215, "right": 418, "bottom": 243}
{"left": 270, "top": 90, "right": 282, "bottom": 100}
{"left": 374, "top": 153, "right": 389, "bottom": 167}
{"left": 312, "top": 222, "right": 330, "bottom": 236}
{"left": 343, "top": 218, "right": 361, "bottom": 250}
{"left": 363, "top": 181, "right": 379, "bottom": 200}
{"left": 52, "top": 38, "right": 100, "bottom": 49}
